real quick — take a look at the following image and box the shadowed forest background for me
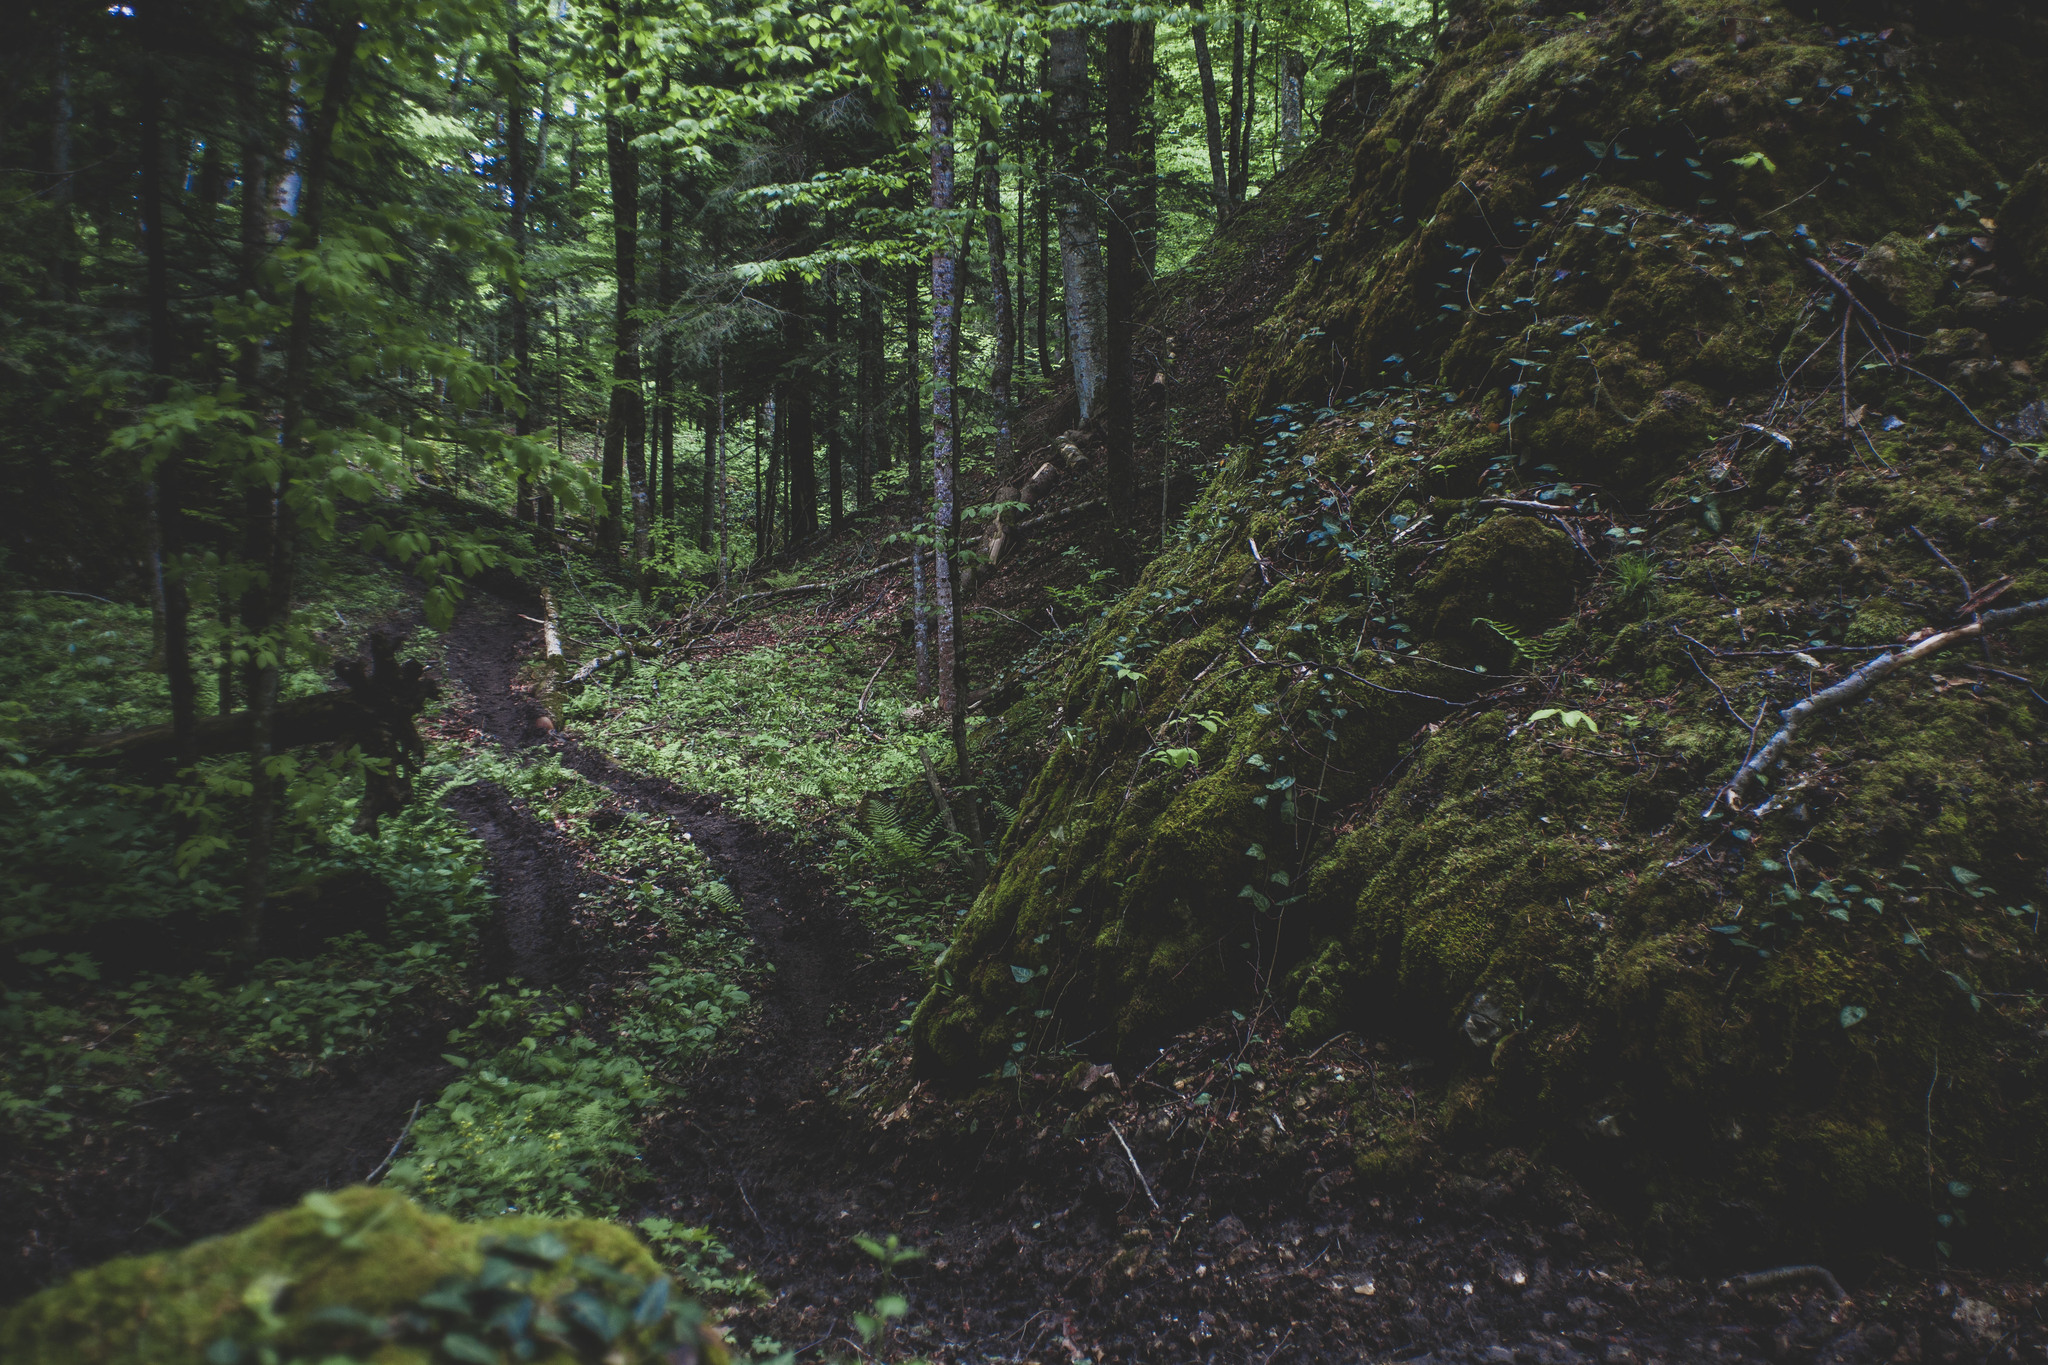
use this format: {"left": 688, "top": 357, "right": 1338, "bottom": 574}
{"left": 4, "top": 0, "right": 2048, "bottom": 1361}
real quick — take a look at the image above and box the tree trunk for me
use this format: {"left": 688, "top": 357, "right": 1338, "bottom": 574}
{"left": 657, "top": 140, "right": 677, "bottom": 528}
{"left": 1049, "top": 26, "right": 1108, "bottom": 423}
{"left": 980, "top": 134, "right": 1015, "bottom": 479}
{"left": 715, "top": 349, "right": 729, "bottom": 580}
{"left": 857, "top": 266, "right": 880, "bottom": 505}
{"left": 903, "top": 264, "right": 923, "bottom": 501}
{"left": 1227, "top": 7, "right": 1247, "bottom": 205}
{"left": 599, "top": 0, "right": 641, "bottom": 565}
{"left": 699, "top": 402, "right": 715, "bottom": 551}
{"left": 825, "top": 262, "right": 844, "bottom": 531}
{"left": 51, "top": 25, "right": 79, "bottom": 302}
{"left": 1035, "top": 128, "right": 1052, "bottom": 380}
{"left": 930, "top": 83, "right": 962, "bottom": 716}
{"left": 782, "top": 272, "right": 816, "bottom": 542}
{"left": 136, "top": 14, "right": 194, "bottom": 753}
{"left": 244, "top": 21, "right": 361, "bottom": 960}
{"left": 1103, "top": 20, "right": 1140, "bottom": 543}
{"left": 507, "top": 5, "right": 537, "bottom": 522}
{"left": 1132, "top": 21, "right": 1158, "bottom": 277}
{"left": 1192, "top": 0, "right": 1228, "bottom": 213}
{"left": 1279, "top": 48, "right": 1305, "bottom": 164}
{"left": 759, "top": 395, "right": 779, "bottom": 559}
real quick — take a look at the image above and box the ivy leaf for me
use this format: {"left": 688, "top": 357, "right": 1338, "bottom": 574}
{"left": 1839, "top": 1005, "right": 1868, "bottom": 1028}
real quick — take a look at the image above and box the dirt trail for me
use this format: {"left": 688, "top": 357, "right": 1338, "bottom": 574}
{"left": 435, "top": 588, "right": 2042, "bottom": 1365}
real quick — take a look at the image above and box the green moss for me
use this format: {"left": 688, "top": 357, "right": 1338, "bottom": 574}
{"left": 923, "top": 0, "right": 2048, "bottom": 1266}
{"left": 0, "top": 1187, "right": 723, "bottom": 1365}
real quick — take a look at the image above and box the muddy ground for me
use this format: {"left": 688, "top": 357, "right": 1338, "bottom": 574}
{"left": 7, "top": 586, "right": 2043, "bottom": 1365}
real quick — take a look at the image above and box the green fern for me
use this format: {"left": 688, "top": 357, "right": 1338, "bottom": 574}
{"left": 695, "top": 878, "right": 742, "bottom": 913}
{"left": 1473, "top": 616, "right": 1575, "bottom": 668}
{"left": 839, "top": 802, "right": 942, "bottom": 883}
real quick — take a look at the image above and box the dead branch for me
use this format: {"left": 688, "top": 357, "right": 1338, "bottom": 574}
{"left": 1907, "top": 524, "right": 1973, "bottom": 602}
{"left": 564, "top": 641, "right": 662, "bottom": 688}
{"left": 1711, "top": 596, "right": 2048, "bottom": 813}
{"left": 1721, "top": 1264, "right": 1848, "bottom": 1302}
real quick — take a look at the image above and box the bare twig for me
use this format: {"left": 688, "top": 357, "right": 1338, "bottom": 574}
{"left": 1803, "top": 258, "right": 1899, "bottom": 363}
{"left": 365, "top": 1099, "right": 423, "bottom": 1184}
{"left": 1721, "top": 1264, "right": 1848, "bottom": 1302}
{"left": 1908, "top": 524, "right": 1973, "bottom": 602}
{"left": 1108, "top": 1120, "right": 1161, "bottom": 1211}
{"left": 1710, "top": 596, "right": 2048, "bottom": 813}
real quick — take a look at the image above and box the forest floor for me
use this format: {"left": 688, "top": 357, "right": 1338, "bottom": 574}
{"left": 424, "top": 584, "right": 2042, "bottom": 1365}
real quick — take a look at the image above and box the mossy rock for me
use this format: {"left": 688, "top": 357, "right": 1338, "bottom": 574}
{"left": 0, "top": 1186, "right": 725, "bottom": 1365}
{"left": 2001, "top": 159, "right": 2048, "bottom": 289}
{"left": 925, "top": 0, "right": 2048, "bottom": 1267}
{"left": 1854, "top": 233, "right": 1950, "bottom": 329}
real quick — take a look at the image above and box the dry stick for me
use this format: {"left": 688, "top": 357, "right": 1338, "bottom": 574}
{"left": 1722, "top": 1264, "right": 1848, "bottom": 1302}
{"left": 1711, "top": 596, "right": 2048, "bottom": 814}
{"left": 1908, "top": 523, "right": 1973, "bottom": 603}
{"left": 1108, "top": 1120, "right": 1161, "bottom": 1211}
{"left": 1896, "top": 362, "right": 2011, "bottom": 447}
{"left": 365, "top": 1099, "right": 423, "bottom": 1184}
{"left": 1964, "top": 662, "right": 2048, "bottom": 707}
{"left": 857, "top": 646, "right": 898, "bottom": 728}
{"left": 1802, "top": 257, "right": 1899, "bottom": 363}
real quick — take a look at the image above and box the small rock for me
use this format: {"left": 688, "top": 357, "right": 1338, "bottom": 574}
{"left": 1951, "top": 1299, "right": 2003, "bottom": 1348}
{"left": 1211, "top": 1213, "right": 1250, "bottom": 1247}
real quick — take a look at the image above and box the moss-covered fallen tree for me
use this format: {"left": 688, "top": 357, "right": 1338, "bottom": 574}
{"left": 916, "top": 0, "right": 2048, "bottom": 1266}
{"left": 0, "top": 1186, "right": 727, "bottom": 1364}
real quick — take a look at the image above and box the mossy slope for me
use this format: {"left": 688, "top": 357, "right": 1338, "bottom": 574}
{"left": 0, "top": 1186, "right": 725, "bottom": 1364}
{"left": 917, "top": 0, "right": 2048, "bottom": 1265}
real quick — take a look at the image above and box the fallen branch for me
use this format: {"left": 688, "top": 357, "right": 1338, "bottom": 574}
{"left": 564, "top": 641, "right": 661, "bottom": 688}
{"left": 365, "top": 1099, "right": 423, "bottom": 1184}
{"left": 1804, "top": 257, "right": 1900, "bottom": 364}
{"left": 1721, "top": 1264, "right": 1848, "bottom": 1302}
{"left": 1710, "top": 596, "right": 2048, "bottom": 813}
{"left": 1108, "top": 1120, "right": 1161, "bottom": 1212}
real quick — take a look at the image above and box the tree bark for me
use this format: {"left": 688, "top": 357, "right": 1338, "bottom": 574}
{"left": 507, "top": 4, "right": 537, "bottom": 522}
{"left": 980, "top": 132, "right": 1015, "bottom": 480}
{"left": 1279, "top": 48, "right": 1305, "bottom": 164}
{"left": 1049, "top": 25, "right": 1108, "bottom": 422}
{"left": 244, "top": 20, "right": 361, "bottom": 959}
{"left": 825, "top": 262, "right": 844, "bottom": 530}
{"left": 1131, "top": 20, "right": 1158, "bottom": 277}
{"left": 857, "top": 266, "right": 881, "bottom": 505}
{"left": 782, "top": 272, "right": 816, "bottom": 542}
{"left": 136, "top": 9, "right": 195, "bottom": 753}
{"left": 930, "top": 83, "right": 963, "bottom": 717}
{"left": 1192, "top": 0, "right": 1228, "bottom": 213}
{"left": 1227, "top": 6, "right": 1248, "bottom": 205}
{"left": 599, "top": 0, "right": 642, "bottom": 565}
{"left": 1035, "top": 123, "right": 1052, "bottom": 380}
{"left": 657, "top": 138, "right": 677, "bottom": 528}
{"left": 1103, "top": 20, "right": 1140, "bottom": 542}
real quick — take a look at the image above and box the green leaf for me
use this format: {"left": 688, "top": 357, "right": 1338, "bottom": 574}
{"left": 1009, "top": 964, "right": 1033, "bottom": 984}
{"left": 1839, "top": 1005, "right": 1868, "bottom": 1028}
{"left": 441, "top": 1334, "right": 499, "bottom": 1365}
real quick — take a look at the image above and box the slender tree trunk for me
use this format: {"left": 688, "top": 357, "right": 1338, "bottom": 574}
{"left": 657, "top": 142, "right": 677, "bottom": 528}
{"left": 782, "top": 273, "right": 816, "bottom": 542}
{"left": 51, "top": 28, "right": 79, "bottom": 302}
{"left": 1132, "top": 21, "right": 1158, "bottom": 277}
{"left": 1035, "top": 131, "right": 1052, "bottom": 380}
{"left": 699, "top": 403, "right": 714, "bottom": 551}
{"left": 758, "top": 396, "right": 778, "bottom": 559}
{"left": 980, "top": 136, "right": 1014, "bottom": 479}
{"left": 930, "top": 83, "right": 961, "bottom": 717}
{"left": 825, "top": 263, "right": 844, "bottom": 530}
{"left": 244, "top": 22, "right": 361, "bottom": 960}
{"left": 1049, "top": 26, "right": 1108, "bottom": 422}
{"left": 1193, "top": 0, "right": 1228, "bottom": 212}
{"left": 857, "top": 267, "right": 880, "bottom": 505}
{"left": 598, "top": 1, "right": 641, "bottom": 564}
{"left": 1227, "top": 7, "right": 1248, "bottom": 205}
{"left": 715, "top": 350, "right": 729, "bottom": 580}
{"left": 1239, "top": 6, "right": 1261, "bottom": 195}
{"left": 903, "top": 264, "right": 923, "bottom": 501}
{"left": 507, "top": 4, "right": 537, "bottom": 522}
{"left": 136, "top": 18, "right": 194, "bottom": 752}
{"left": 1104, "top": 20, "right": 1140, "bottom": 546}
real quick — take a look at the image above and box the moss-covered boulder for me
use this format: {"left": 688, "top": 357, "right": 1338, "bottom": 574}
{"left": 920, "top": 0, "right": 2048, "bottom": 1267}
{"left": 0, "top": 1186, "right": 726, "bottom": 1365}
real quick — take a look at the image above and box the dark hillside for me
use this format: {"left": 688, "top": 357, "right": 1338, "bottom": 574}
{"left": 916, "top": 0, "right": 2048, "bottom": 1268}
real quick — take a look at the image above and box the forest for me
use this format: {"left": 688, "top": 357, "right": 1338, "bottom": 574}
{"left": 3, "top": 0, "right": 2048, "bottom": 1360}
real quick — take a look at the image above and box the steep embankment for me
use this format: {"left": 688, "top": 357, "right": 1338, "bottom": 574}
{"left": 918, "top": 0, "right": 2048, "bottom": 1266}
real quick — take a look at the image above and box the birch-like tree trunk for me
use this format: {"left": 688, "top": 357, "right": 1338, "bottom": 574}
{"left": 930, "top": 82, "right": 961, "bottom": 716}
{"left": 980, "top": 136, "right": 1015, "bottom": 478}
{"left": 1192, "top": 0, "right": 1228, "bottom": 212}
{"left": 1049, "top": 26, "right": 1108, "bottom": 422}
{"left": 1279, "top": 48, "right": 1305, "bottom": 163}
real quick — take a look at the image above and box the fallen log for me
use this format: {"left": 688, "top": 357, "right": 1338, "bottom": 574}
{"left": 564, "top": 640, "right": 662, "bottom": 688}
{"left": 58, "top": 634, "right": 437, "bottom": 827}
